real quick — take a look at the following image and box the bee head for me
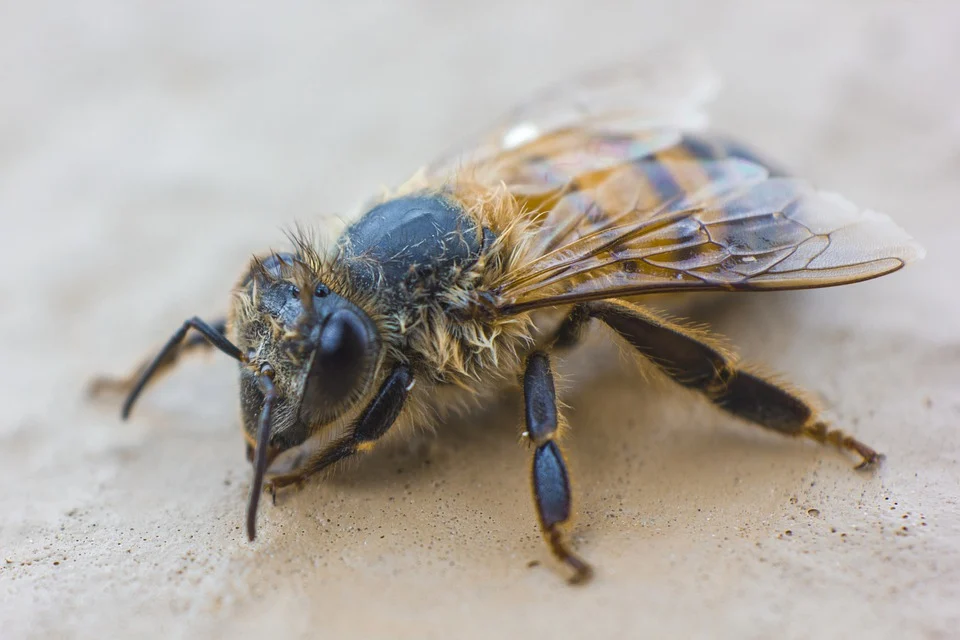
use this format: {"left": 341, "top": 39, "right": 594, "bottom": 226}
{"left": 233, "top": 251, "right": 383, "bottom": 455}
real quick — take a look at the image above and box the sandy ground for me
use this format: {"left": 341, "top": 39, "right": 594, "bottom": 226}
{"left": 2, "top": 1, "right": 959, "bottom": 638}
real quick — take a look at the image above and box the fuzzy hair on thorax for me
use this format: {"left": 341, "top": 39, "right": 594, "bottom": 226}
{"left": 226, "top": 175, "right": 553, "bottom": 449}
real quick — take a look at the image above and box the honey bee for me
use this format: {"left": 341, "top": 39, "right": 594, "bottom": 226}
{"left": 93, "top": 56, "right": 923, "bottom": 584}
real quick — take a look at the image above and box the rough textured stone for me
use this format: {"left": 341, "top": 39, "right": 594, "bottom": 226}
{"left": 1, "top": 2, "right": 957, "bottom": 638}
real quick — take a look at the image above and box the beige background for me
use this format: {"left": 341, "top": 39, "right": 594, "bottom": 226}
{"left": 1, "top": 1, "right": 958, "bottom": 638}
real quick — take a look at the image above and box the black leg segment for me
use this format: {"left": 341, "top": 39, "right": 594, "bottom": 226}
{"left": 524, "top": 353, "right": 559, "bottom": 443}
{"left": 184, "top": 318, "right": 228, "bottom": 350}
{"left": 523, "top": 352, "right": 592, "bottom": 584}
{"left": 550, "top": 304, "right": 592, "bottom": 350}
{"left": 589, "top": 300, "right": 882, "bottom": 468}
{"left": 120, "top": 317, "right": 242, "bottom": 420}
{"left": 89, "top": 317, "right": 231, "bottom": 410}
{"left": 716, "top": 370, "right": 813, "bottom": 434}
{"left": 533, "top": 441, "right": 571, "bottom": 529}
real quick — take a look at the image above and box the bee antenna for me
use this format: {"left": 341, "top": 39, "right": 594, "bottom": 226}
{"left": 247, "top": 364, "right": 277, "bottom": 541}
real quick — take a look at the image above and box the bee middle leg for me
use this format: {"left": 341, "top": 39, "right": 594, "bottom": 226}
{"left": 548, "top": 304, "right": 592, "bottom": 349}
{"left": 587, "top": 299, "right": 882, "bottom": 469}
{"left": 523, "top": 351, "right": 593, "bottom": 584}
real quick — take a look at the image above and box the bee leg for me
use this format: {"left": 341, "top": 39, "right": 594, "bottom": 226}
{"left": 524, "top": 352, "right": 593, "bottom": 584}
{"left": 264, "top": 364, "right": 414, "bottom": 492}
{"left": 589, "top": 300, "right": 883, "bottom": 470}
{"left": 548, "top": 304, "right": 592, "bottom": 350}
{"left": 89, "top": 317, "right": 228, "bottom": 400}
{"left": 96, "top": 317, "right": 241, "bottom": 420}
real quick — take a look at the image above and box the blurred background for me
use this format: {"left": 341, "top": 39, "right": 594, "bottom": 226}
{"left": 1, "top": 2, "right": 958, "bottom": 638}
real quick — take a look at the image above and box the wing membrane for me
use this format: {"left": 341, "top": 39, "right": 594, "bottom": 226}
{"left": 428, "top": 51, "right": 720, "bottom": 180}
{"left": 495, "top": 171, "right": 923, "bottom": 313}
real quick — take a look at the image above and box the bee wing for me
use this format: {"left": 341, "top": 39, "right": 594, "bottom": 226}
{"left": 427, "top": 51, "right": 721, "bottom": 180}
{"left": 406, "top": 54, "right": 921, "bottom": 314}
{"left": 493, "top": 157, "right": 924, "bottom": 313}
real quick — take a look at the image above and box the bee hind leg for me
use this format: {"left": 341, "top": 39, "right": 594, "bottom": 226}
{"left": 524, "top": 351, "right": 593, "bottom": 584}
{"left": 588, "top": 300, "right": 883, "bottom": 470}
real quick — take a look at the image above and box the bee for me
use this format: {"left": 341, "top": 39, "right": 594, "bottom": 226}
{"left": 92, "top": 56, "right": 923, "bottom": 584}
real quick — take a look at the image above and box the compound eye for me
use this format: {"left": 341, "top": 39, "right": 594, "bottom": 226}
{"left": 298, "top": 299, "right": 381, "bottom": 424}
{"left": 309, "top": 309, "right": 372, "bottom": 404}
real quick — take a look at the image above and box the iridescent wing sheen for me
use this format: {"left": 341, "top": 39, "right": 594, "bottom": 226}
{"left": 491, "top": 156, "right": 924, "bottom": 314}
{"left": 427, "top": 51, "right": 721, "bottom": 181}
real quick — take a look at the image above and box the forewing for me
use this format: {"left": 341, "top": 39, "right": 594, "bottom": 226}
{"left": 495, "top": 163, "right": 924, "bottom": 313}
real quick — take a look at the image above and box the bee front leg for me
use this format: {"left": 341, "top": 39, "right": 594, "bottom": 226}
{"left": 90, "top": 316, "right": 242, "bottom": 422}
{"left": 89, "top": 317, "right": 229, "bottom": 406}
{"left": 523, "top": 352, "right": 593, "bottom": 584}
{"left": 589, "top": 299, "right": 883, "bottom": 469}
{"left": 263, "top": 364, "right": 414, "bottom": 494}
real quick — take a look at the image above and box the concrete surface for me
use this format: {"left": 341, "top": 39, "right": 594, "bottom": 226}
{"left": 1, "top": 2, "right": 958, "bottom": 638}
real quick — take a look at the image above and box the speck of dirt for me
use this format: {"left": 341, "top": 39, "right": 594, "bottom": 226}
{"left": 784, "top": 530, "right": 793, "bottom": 536}
{"left": 807, "top": 508, "right": 820, "bottom": 517}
